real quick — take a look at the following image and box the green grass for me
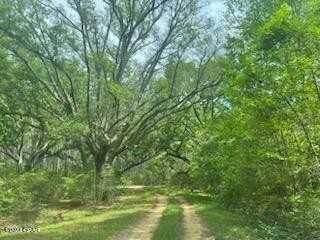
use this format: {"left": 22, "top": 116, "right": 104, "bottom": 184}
{"left": 0, "top": 187, "right": 270, "bottom": 240}
{"left": 152, "top": 198, "right": 184, "bottom": 240}
{"left": 0, "top": 189, "right": 156, "bottom": 240}
{"left": 178, "top": 192, "right": 262, "bottom": 240}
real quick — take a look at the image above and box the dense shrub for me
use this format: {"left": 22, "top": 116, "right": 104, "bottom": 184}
{"left": 258, "top": 204, "right": 320, "bottom": 240}
{"left": 0, "top": 166, "right": 125, "bottom": 218}
{"left": 284, "top": 196, "right": 320, "bottom": 240}
{"left": 62, "top": 172, "right": 94, "bottom": 202}
{"left": 62, "top": 167, "right": 122, "bottom": 203}
{"left": 0, "top": 177, "right": 16, "bottom": 215}
{"left": 12, "top": 171, "right": 65, "bottom": 203}
{"left": 0, "top": 171, "right": 65, "bottom": 215}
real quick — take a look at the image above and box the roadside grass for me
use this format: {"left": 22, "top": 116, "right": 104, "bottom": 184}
{"left": 0, "top": 187, "right": 269, "bottom": 240}
{"left": 177, "top": 191, "right": 262, "bottom": 240}
{"left": 0, "top": 188, "right": 156, "bottom": 240}
{"left": 152, "top": 198, "right": 184, "bottom": 240}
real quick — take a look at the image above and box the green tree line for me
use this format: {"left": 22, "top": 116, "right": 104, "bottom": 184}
{"left": 1, "top": 0, "right": 320, "bottom": 239}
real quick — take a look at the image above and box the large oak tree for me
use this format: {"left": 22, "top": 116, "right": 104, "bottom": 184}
{"left": 0, "top": 0, "right": 221, "bottom": 178}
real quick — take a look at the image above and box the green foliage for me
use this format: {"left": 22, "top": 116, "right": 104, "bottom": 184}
{"left": 128, "top": 159, "right": 172, "bottom": 186}
{"left": 183, "top": 0, "right": 320, "bottom": 238}
{"left": 0, "top": 171, "right": 65, "bottom": 216}
{"left": 47, "top": 117, "right": 88, "bottom": 140}
{"left": 0, "top": 169, "right": 122, "bottom": 216}
{"left": 1, "top": 0, "right": 320, "bottom": 239}
{"left": 62, "top": 173, "right": 94, "bottom": 202}
{"left": 12, "top": 172, "right": 63, "bottom": 202}
{"left": 0, "top": 177, "right": 16, "bottom": 215}
{"left": 259, "top": 4, "right": 296, "bottom": 50}
{"left": 257, "top": 198, "right": 320, "bottom": 240}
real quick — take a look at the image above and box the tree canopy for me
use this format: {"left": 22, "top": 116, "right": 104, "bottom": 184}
{"left": 0, "top": 1, "right": 319, "bottom": 239}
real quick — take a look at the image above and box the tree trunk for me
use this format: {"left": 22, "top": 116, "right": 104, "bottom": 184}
{"left": 24, "top": 159, "right": 34, "bottom": 172}
{"left": 93, "top": 150, "right": 108, "bottom": 201}
{"left": 95, "top": 155, "right": 105, "bottom": 183}
{"left": 79, "top": 146, "right": 90, "bottom": 169}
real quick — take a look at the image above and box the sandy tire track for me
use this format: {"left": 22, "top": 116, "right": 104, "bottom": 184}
{"left": 178, "top": 197, "right": 214, "bottom": 240}
{"left": 115, "top": 195, "right": 168, "bottom": 240}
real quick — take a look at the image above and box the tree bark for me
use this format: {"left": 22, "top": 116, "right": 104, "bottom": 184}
{"left": 94, "top": 152, "right": 107, "bottom": 183}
